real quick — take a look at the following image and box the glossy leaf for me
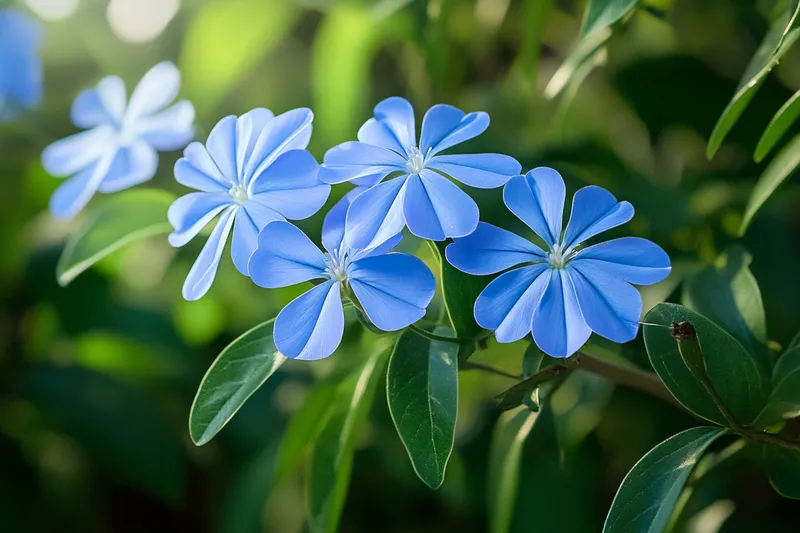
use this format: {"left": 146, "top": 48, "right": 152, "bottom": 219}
{"left": 603, "top": 427, "right": 728, "bottom": 533}
{"left": 754, "top": 347, "right": 800, "bottom": 427}
{"left": 387, "top": 329, "right": 458, "bottom": 489}
{"left": 740, "top": 135, "right": 800, "bottom": 235}
{"left": 189, "top": 320, "right": 287, "bottom": 446}
{"left": 581, "top": 0, "right": 640, "bottom": 38}
{"left": 643, "top": 303, "right": 771, "bottom": 426}
{"left": 56, "top": 189, "right": 175, "bottom": 286}
{"left": 307, "top": 351, "right": 388, "bottom": 533}
{"left": 755, "top": 89, "right": 800, "bottom": 162}
{"left": 487, "top": 408, "right": 539, "bottom": 533}
{"left": 762, "top": 445, "right": 800, "bottom": 499}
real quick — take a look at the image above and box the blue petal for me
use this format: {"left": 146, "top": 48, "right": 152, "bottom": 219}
{"left": 318, "top": 141, "right": 407, "bottom": 184}
{"left": 205, "top": 115, "right": 238, "bottom": 182}
{"left": 97, "top": 141, "right": 158, "bottom": 193}
{"left": 274, "top": 280, "right": 344, "bottom": 360}
{"left": 168, "top": 192, "right": 232, "bottom": 247}
{"left": 345, "top": 176, "right": 408, "bottom": 250}
{"left": 235, "top": 108, "right": 274, "bottom": 181}
{"left": 358, "top": 118, "right": 406, "bottom": 155}
{"left": 231, "top": 207, "right": 275, "bottom": 276}
{"left": 446, "top": 222, "right": 546, "bottom": 275}
{"left": 49, "top": 154, "right": 115, "bottom": 219}
{"left": 125, "top": 62, "right": 180, "bottom": 122}
{"left": 41, "top": 126, "right": 116, "bottom": 177}
{"left": 71, "top": 76, "right": 126, "bottom": 128}
{"left": 573, "top": 237, "right": 671, "bottom": 285}
{"left": 503, "top": 168, "right": 565, "bottom": 247}
{"left": 563, "top": 186, "right": 634, "bottom": 248}
{"left": 248, "top": 149, "right": 329, "bottom": 219}
{"left": 174, "top": 142, "right": 231, "bottom": 193}
{"left": 182, "top": 207, "right": 237, "bottom": 301}
{"left": 419, "top": 104, "right": 489, "bottom": 156}
{"left": 403, "top": 169, "right": 479, "bottom": 241}
{"left": 531, "top": 270, "right": 591, "bottom": 358}
{"left": 567, "top": 263, "right": 641, "bottom": 343}
{"left": 322, "top": 188, "right": 364, "bottom": 254}
{"left": 248, "top": 221, "right": 326, "bottom": 288}
{"left": 0, "top": 10, "right": 42, "bottom": 115}
{"left": 428, "top": 153, "right": 520, "bottom": 189}
{"left": 240, "top": 198, "right": 284, "bottom": 228}
{"left": 358, "top": 234, "right": 404, "bottom": 259}
{"left": 244, "top": 108, "right": 313, "bottom": 184}
{"left": 366, "top": 96, "right": 416, "bottom": 152}
{"left": 136, "top": 101, "right": 195, "bottom": 151}
{"left": 348, "top": 253, "right": 435, "bottom": 331}
{"left": 474, "top": 264, "right": 550, "bottom": 343}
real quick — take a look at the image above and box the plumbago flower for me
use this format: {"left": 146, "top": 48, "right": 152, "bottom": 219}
{"left": 318, "top": 97, "right": 521, "bottom": 250}
{"left": 0, "top": 9, "right": 42, "bottom": 121}
{"left": 446, "top": 167, "right": 671, "bottom": 358}
{"left": 248, "top": 193, "right": 436, "bottom": 360}
{"left": 169, "top": 108, "right": 330, "bottom": 301}
{"left": 42, "top": 62, "right": 195, "bottom": 219}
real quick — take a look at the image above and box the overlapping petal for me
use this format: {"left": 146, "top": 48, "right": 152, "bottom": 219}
{"left": 321, "top": 188, "right": 363, "bottom": 254}
{"left": 419, "top": 104, "right": 490, "bottom": 156}
{"left": 371, "top": 97, "right": 416, "bottom": 151}
{"left": 97, "top": 141, "right": 158, "bottom": 193}
{"left": 248, "top": 221, "right": 327, "bottom": 289}
{"left": 318, "top": 141, "right": 407, "bottom": 184}
{"left": 531, "top": 270, "right": 591, "bottom": 358}
{"left": 174, "top": 142, "right": 230, "bottom": 193}
{"left": 428, "top": 153, "right": 520, "bottom": 189}
{"left": 574, "top": 237, "right": 671, "bottom": 285}
{"left": 41, "top": 126, "right": 116, "bottom": 177}
{"left": 136, "top": 101, "right": 196, "bottom": 151}
{"left": 249, "top": 149, "right": 329, "bottom": 220}
{"left": 446, "top": 222, "right": 546, "bottom": 275}
{"left": 274, "top": 280, "right": 344, "bottom": 360}
{"left": 125, "top": 62, "right": 181, "bottom": 122}
{"left": 244, "top": 108, "right": 313, "bottom": 183}
{"left": 403, "top": 169, "right": 479, "bottom": 241}
{"left": 345, "top": 176, "right": 408, "bottom": 250}
{"left": 71, "top": 76, "right": 126, "bottom": 128}
{"left": 167, "top": 192, "right": 232, "bottom": 247}
{"left": 563, "top": 186, "right": 634, "bottom": 248}
{"left": 205, "top": 115, "right": 238, "bottom": 183}
{"left": 182, "top": 207, "right": 237, "bottom": 301}
{"left": 49, "top": 154, "right": 116, "bottom": 220}
{"left": 503, "top": 168, "right": 565, "bottom": 247}
{"left": 568, "top": 264, "right": 641, "bottom": 343}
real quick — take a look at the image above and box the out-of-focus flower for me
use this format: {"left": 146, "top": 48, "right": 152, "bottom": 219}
{"left": 446, "top": 167, "right": 671, "bottom": 358}
{"left": 169, "top": 108, "right": 329, "bottom": 301}
{"left": 0, "top": 9, "right": 43, "bottom": 120}
{"left": 318, "top": 96, "right": 521, "bottom": 250}
{"left": 42, "top": 62, "right": 195, "bottom": 219}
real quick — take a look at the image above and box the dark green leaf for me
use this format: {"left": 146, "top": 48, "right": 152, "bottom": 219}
{"left": 740, "top": 135, "right": 800, "bottom": 235}
{"left": 643, "top": 303, "right": 771, "bottom": 426}
{"left": 56, "top": 189, "right": 175, "bottom": 286}
{"left": 189, "top": 320, "right": 286, "bottom": 446}
{"left": 217, "top": 444, "right": 277, "bottom": 533}
{"left": 761, "top": 445, "right": 800, "bottom": 499}
{"left": 387, "top": 329, "right": 458, "bottom": 489}
{"left": 487, "top": 408, "right": 539, "bottom": 533}
{"left": 581, "top": 0, "right": 640, "bottom": 38}
{"left": 754, "top": 347, "right": 800, "bottom": 427}
{"left": 603, "top": 427, "right": 728, "bottom": 533}
{"left": 307, "top": 351, "right": 387, "bottom": 532}
{"left": 755, "top": 89, "right": 800, "bottom": 162}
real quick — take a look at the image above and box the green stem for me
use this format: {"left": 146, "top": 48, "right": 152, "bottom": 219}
{"left": 461, "top": 362, "right": 522, "bottom": 380}
{"left": 409, "top": 324, "right": 459, "bottom": 344}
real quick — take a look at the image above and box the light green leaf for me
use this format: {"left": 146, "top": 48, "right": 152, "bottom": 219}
{"left": 581, "top": 0, "right": 640, "bottom": 38}
{"left": 754, "top": 347, "right": 800, "bottom": 427}
{"left": 56, "top": 189, "right": 175, "bottom": 287}
{"left": 545, "top": 26, "right": 611, "bottom": 99}
{"left": 740, "top": 135, "right": 800, "bottom": 235}
{"left": 762, "top": 445, "right": 800, "bottom": 499}
{"left": 387, "top": 329, "right": 458, "bottom": 489}
{"left": 643, "top": 303, "right": 771, "bottom": 426}
{"left": 755, "top": 89, "right": 800, "bottom": 162}
{"left": 707, "top": 5, "right": 800, "bottom": 158}
{"left": 487, "top": 408, "right": 539, "bottom": 533}
{"left": 603, "top": 427, "right": 728, "bottom": 533}
{"left": 189, "top": 320, "right": 287, "bottom": 446}
{"left": 307, "top": 351, "right": 388, "bottom": 533}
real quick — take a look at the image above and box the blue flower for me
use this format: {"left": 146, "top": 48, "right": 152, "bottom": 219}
{"left": 169, "top": 108, "right": 330, "bottom": 301}
{"left": 0, "top": 9, "right": 42, "bottom": 121}
{"left": 318, "top": 97, "right": 521, "bottom": 250}
{"left": 248, "top": 193, "right": 436, "bottom": 360}
{"left": 446, "top": 167, "right": 671, "bottom": 358}
{"left": 42, "top": 62, "right": 195, "bottom": 219}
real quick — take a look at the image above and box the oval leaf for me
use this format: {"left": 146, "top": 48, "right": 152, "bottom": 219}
{"left": 762, "top": 445, "right": 800, "bottom": 499}
{"left": 754, "top": 346, "right": 800, "bottom": 427}
{"left": 56, "top": 189, "right": 175, "bottom": 287}
{"left": 189, "top": 320, "right": 287, "bottom": 446}
{"left": 755, "top": 89, "right": 800, "bottom": 162}
{"left": 644, "top": 303, "right": 771, "bottom": 426}
{"left": 604, "top": 427, "right": 727, "bottom": 533}
{"left": 387, "top": 328, "right": 458, "bottom": 489}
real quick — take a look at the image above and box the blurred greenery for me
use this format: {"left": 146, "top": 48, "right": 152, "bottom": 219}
{"left": 2, "top": 0, "right": 800, "bottom": 531}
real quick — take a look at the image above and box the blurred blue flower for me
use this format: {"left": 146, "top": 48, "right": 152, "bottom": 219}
{"left": 0, "top": 9, "right": 42, "bottom": 121}
{"left": 248, "top": 195, "right": 435, "bottom": 360}
{"left": 42, "top": 62, "right": 195, "bottom": 219}
{"left": 169, "top": 108, "right": 330, "bottom": 301}
{"left": 446, "top": 167, "right": 671, "bottom": 358}
{"left": 318, "top": 97, "right": 521, "bottom": 250}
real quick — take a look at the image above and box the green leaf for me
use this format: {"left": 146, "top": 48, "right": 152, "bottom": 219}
{"left": 754, "top": 347, "right": 800, "bottom": 427}
{"left": 487, "top": 408, "right": 539, "bottom": 533}
{"left": 740, "top": 135, "right": 800, "bottom": 235}
{"left": 683, "top": 245, "right": 767, "bottom": 356}
{"left": 307, "top": 351, "right": 388, "bottom": 533}
{"left": 581, "top": 0, "right": 640, "bottom": 38}
{"left": 427, "top": 241, "right": 490, "bottom": 342}
{"left": 387, "top": 329, "right": 458, "bottom": 489}
{"left": 56, "top": 189, "right": 175, "bottom": 286}
{"left": 189, "top": 320, "right": 287, "bottom": 446}
{"left": 707, "top": 5, "right": 800, "bottom": 158}
{"left": 545, "top": 26, "right": 611, "bottom": 99}
{"left": 643, "top": 303, "right": 771, "bottom": 426}
{"left": 518, "top": 0, "right": 553, "bottom": 87}
{"left": 603, "top": 427, "right": 728, "bottom": 533}
{"left": 761, "top": 445, "right": 800, "bottom": 499}
{"left": 755, "top": 89, "right": 800, "bottom": 162}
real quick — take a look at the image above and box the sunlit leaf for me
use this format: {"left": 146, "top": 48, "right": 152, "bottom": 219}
{"left": 755, "top": 89, "right": 800, "bottom": 162}
{"left": 581, "top": 0, "right": 640, "bottom": 38}
{"left": 545, "top": 26, "right": 611, "bottom": 99}
{"left": 761, "top": 445, "right": 800, "bottom": 499}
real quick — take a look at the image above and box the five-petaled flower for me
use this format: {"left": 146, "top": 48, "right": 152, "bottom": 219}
{"left": 42, "top": 62, "right": 195, "bottom": 219}
{"left": 0, "top": 9, "right": 42, "bottom": 121}
{"left": 248, "top": 191, "right": 436, "bottom": 360}
{"left": 446, "top": 167, "right": 671, "bottom": 358}
{"left": 169, "top": 108, "right": 330, "bottom": 301}
{"left": 318, "top": 96, "right": 521, "bottom": 250}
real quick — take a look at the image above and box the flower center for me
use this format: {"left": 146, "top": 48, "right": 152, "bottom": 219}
{"left": 406, "top": 147, "right": 426, "bottom": 174}
{"left": 548, "top": 243, "right": 575, "bottom": 270}
{"left": 324, "top": 251, "right": 350, "bottom": 282}
{"left": 228, "top": 184, "right": 249, "bottom": 205}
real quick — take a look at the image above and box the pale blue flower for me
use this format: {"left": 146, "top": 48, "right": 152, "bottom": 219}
{"left": 42, "top": 62, "right": 195, "bottom": 219}
{"left": 318, "top": 97, "right": 521, "bottom": 250}
{"left": 248, "top": 193, "right": 435, "bottom": 360}
{"left": 169, "top": 108, "right": 330, "bottom": 301}
{"left": 0, "top": 9, "right": 42, "bottom": 120}
{"left": 446, "top": 167, "right": 671, "bottom": 358}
